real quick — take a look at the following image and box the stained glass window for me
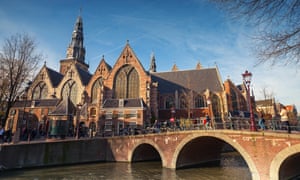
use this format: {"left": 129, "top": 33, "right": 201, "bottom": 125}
{"left": 32, "top": 82, "right": 48, "bottom": 99}
{"left": 195, "top": 94, "right": 205, "bottom": 108}
{"left": 114, "top": 65, "right": 139, "bottom": 99}
{"left": 62, "top": 80, "right": 77, "bottom": 105}
{"left": 91, "top": 78, "right": 103, "bottom": 103}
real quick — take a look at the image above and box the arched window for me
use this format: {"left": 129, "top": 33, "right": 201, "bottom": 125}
{"left": 180, "top": 95, "right": 187, "bottom": 109}
{"left": 91, "top": 78, "right": 103, "bottom": 103}
{"left": 165, "top": 96, "right": 174, "bottom": 109}
{"left": 62, "top": 80, "right": 77, "bottom": 105}
{"left": 212, "top": 94, "right": 221, "bottom": 120}
{"left": 230, "top": 88, "right": 238, "bottom": 110}
{"left": 127, "top": 68, "right": 139, "bottom": 98}
{"left": 32, "top": 82, "right": 48, "bottom": 100}
{"left": 194, "top": 94, "right": 205, "bottom": 108}
{"left": 114, "top": 65, "right": 139, "bottom": 99}
{"left": 115, "top": 71, "right": 126, "bottom": 98}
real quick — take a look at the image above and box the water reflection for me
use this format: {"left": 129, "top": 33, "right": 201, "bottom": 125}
{"left": 0, "top": 152, "right": 251, "bottom": 180}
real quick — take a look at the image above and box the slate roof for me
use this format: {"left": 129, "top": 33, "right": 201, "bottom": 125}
{"left": 102, "top": 59, "right": 112, "bottom": 71}
{"left": 12, "top": 99, "right": 60, "bottom": 108}
{"left": 48, "top": 98, "right": 76, "bottom": 116}
{"left": 75, "top": 64, "right": 92, "bottom": 86}
{"left": 102, "top": 98, "right": 146, "bottom": 109}
{"left": 46, "top": 67, "right": 64, "bottom": 87}
{"left": 151, "top": 68, "right": 223, "bottom": 94}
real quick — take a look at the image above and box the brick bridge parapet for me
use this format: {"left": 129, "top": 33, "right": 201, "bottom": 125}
{"left": 107, "top": 130, "right": 300, "bottom": 180}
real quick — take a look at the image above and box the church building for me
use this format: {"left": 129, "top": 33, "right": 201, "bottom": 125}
{"left": 6, "top": 15, "right": 249, "bottom": 138}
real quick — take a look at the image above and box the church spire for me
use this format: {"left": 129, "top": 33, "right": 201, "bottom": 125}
{"left": 60, "top": 13, "right": 89, "bottom": 75}
{"left": 66, "top": 15, "right": 85, "bottom": 62}
{"left": 149, "top": 52, "right": 156, "bottom": 73}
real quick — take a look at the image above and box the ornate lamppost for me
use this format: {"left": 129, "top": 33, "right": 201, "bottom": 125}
{"left": 207, "top": 98, "right": 214, "bottom": 129}
{"left": 242, "top": 70, "right": 257, "bottom": 131}
{"left": 76, "top": 103, "right": 82, "bottom": 139}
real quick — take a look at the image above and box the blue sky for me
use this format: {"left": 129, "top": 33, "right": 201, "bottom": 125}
{"left": 0, "top": 0, "right": 299, "bottom": 111}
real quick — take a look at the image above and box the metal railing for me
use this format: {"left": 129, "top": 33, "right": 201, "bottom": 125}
{"left": 95, "top": 117, "right": 300, "bottom": 137}
{"left": 2, "top": 117, "right": 299, "bottom": 144}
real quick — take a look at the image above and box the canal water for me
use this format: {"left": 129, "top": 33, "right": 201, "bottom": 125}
{"left": 0, "top": 152, "right": 251, "bottom": 180}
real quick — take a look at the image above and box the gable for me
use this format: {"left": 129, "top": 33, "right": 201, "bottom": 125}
{"left": 93, "top": 58, "right": 112, "bottom": 78}
{"left": 108, "top": 43, "right": 147, "bottom": 79}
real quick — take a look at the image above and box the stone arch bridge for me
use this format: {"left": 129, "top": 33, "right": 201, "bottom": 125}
{"left": 106, "top": 130, "right": 300, "bottom": 180}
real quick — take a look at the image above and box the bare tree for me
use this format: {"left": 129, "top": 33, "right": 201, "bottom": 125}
{"left": 260, "top": 87, "right": 274, "bottom": 100}
{"left": 180, "top": 88, "right": 194, "bottom": 119}
{"left": 0, "top": 33, "right": 42, "bottom": 125}
{"left": 212, "top": 0, "right": 300, "bottom": 66}
{"left": 258, "top": 87, "right": 275, "bottom": 117}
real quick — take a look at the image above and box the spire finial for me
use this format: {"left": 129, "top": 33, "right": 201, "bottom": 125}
{"left": 149, "top": 51, "right": 156, "bottom": 73}
{"left": 79, "top": 7, "right": 82, "bottom": 16}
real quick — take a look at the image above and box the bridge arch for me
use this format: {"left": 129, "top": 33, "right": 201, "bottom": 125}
{"left": 270, "top": 143, "right": 300, "bottom": 180}
{"left": 128, "top": 139, "right": 165, "bottom": 166}
{"left": 171, "top": 132, "right": 259, "bottom": 180}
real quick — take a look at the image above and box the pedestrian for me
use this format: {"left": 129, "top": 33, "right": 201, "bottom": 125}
{"left": 0, "top": 125, "right": 4, "bottom": 143}
{"left": 258, "top": 115, "right": 266, "bottom": 130}
{"left": 280, "top": 106, "right": 291, "bottom": 133}
{"left": 205, "top": 114, "right": 211, "bottom": 129}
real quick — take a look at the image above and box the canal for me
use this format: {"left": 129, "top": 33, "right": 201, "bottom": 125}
{"left": 0, "top": 152, "right": 251, "bottom": 180}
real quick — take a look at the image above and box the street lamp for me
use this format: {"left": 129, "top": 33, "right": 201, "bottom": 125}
{"left": 242, "top": 70, "right": 257, "bottom": 131}
{"left": 76, "top": 103, "right": 82, "bottom": 139}
{"left": 207, "top": 99, "right": 213, "bottom": 129}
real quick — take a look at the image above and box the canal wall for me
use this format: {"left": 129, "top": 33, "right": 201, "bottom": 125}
{"left": 0, "top": 138, "right": 114, "bottom": 170}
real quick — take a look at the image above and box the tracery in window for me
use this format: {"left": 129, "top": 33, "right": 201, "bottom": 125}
{"left": 62, "top": 80, "right": 77, "bottom": 105}
{"left": 128, "top": 68, "right": 139, "bottom": 98}
{"left": 230, "top": 88, "right": 238, "bottom": 110}
{"left": 91, "top": 78, "right": 103, "bottom": 103}
{"left": 165, "top": 96, "right": 174, "bottom": 109}
{"left": 114, "top": 65, "right": 139, "bottom": 99}
{"left": 180, "top": 95, "right": 187, "bottom": 109}
{"left": 32, "top": 82, "right": 48, "bottom": 100}
{"left": 212, "top": 94, "right": 221, "bottom": 119}
{"left": 194, "top": 94, "right": 205, "bottom": 108}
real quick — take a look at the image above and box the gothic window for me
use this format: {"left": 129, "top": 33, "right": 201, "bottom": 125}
{"left": 114, "top": 65, "right": 139, "bottom": 99}
{"left": 62, "top": 80, "right": 77, "bottom": 105}
{"left": 165, "top": 96, "right": 174, "bottom": 109}
{"left": 32, "top": 82, "right": 48, "bottom": 100}
{"left": 230, "top": 88, "right": 238, "bottom": 110}
{"left": 127, "top": 68, "right": 139, "bottom": 98}
{"left": 180, "top": 96, "right": 187, "bottom": 109}
{"left": 91, "top": 78, "right": 103, "bottom": 103}
{"left": 194, "top": 94, "right": 205, "bottom": 108}
{"left": 212, "top": 94, "right": 221, "bottom": 120}
{"left": 115, "top": 71, "right": 126, "bottom": 98}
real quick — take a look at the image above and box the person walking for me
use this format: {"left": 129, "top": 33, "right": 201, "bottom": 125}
{"left": 0, "top": 125, "right": 4, "bottom": 143}
{"left": 205, "top": 114, "right": 211, "bottom": 129}
{"left": 258, "top": 115, "right": 266, "bottom": 130}
{"left": 280, "top": 106, "right": 291, "bottom": 133}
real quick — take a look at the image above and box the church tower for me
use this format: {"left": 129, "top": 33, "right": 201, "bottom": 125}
{"left": 149, "top": 52, "right": 157, "bottom": 73}
{"left": 60, "top": 15, "right": 89, "bottom": 75}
